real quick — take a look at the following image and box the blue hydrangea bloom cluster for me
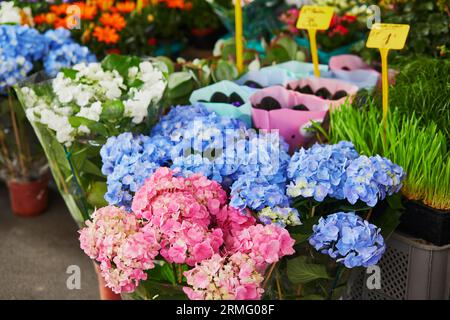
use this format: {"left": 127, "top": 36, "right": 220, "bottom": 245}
{"left": 343, "top": 155, "right": 405, "bottom": 207}
{"left": 43, "top": 29, "right": 96, "bottom": 76}
{"left": 287, "top": 141, "right": 359, "bottom": 202}
{"left": 257, "top": 206, "right": 301, "bottom": 228}
{"left": 0, "top": 25, "right": 95, "bottom": 92}
{"left": 230, "top": 174, "right": 290, "bottom": 212}
{"left": 100, "top": 132, "right": 172, "bottom": 210}
{"left": 287, "top": 142, "right": 405, "bottom": 207}
{"left": 102, "top": 104, "right": 295, "bottom": 213}
{"left": 309, "top": 212, "right": 386, "bottom": 268}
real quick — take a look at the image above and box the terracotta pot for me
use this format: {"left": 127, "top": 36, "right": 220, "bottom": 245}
{"left": 7, "top": 176, "right": 49, "bottom": 217}
{"left": 191, "top": 27, "right": 216, "bottom": 37}
{"left": 93, "top": 263, "right": 122, "bottom": 300}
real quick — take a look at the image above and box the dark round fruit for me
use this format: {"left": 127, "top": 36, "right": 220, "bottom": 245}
{"left": 210, "top": 92, "right": 229, "bottom": 103}
{"left": 299, "top": 85, "right": 314, "bottom": 95}
{"left": 315, "top": 87, "right": 332, "bottom": 100}
{"left": 229, "top": 92, "right": 245, "bottom": 106}
{"left": 331, "top": 90, "right": 348, "bottom": 100}
{"left": 292, "top": 104, "right": 309, "bottom": 111}
{"left": 254, "top": 97, "right": 282, "bottom": 110}
{"left": 244, "top": 80, "right": 263, "bottom": 89}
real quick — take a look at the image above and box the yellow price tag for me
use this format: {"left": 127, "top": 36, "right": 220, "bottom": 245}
{"left": 296, "top": 6, "right": 334, "bottom": 30}
{"left": 366, "top": 23, "right": 410, "bottom": 50}
{"left": 366, "top": 23, "right": 410, "bottom": 132}
{"left": 296, "top": 6, "right": 334, "bottom": 77}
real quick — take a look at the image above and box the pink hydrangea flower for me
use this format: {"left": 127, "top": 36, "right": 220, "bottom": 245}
{"left": 159, "top": 220, "right": 224, "bottom": 266}
{"left": 131, "top": 167, "right": 233, "bottom": 266}
{"left": 183, "top": 252, "right": 264, "bottom": 300}
{"left": 231, "top": 224, "right": 295, "bottom": 271}
{"left": 79, "top": 206, "right": 160, "bottom": 293}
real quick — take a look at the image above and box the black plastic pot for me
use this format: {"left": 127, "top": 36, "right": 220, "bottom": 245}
{"left": 398, "top": 201, "right": 450, "bottom": 246}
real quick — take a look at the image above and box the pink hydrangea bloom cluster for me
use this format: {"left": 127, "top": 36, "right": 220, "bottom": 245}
{"left": 183, "top": 252, "right": 265, "bottom": 300}
{"left": 79, "top": 168, "right": 296, "bottom": 299}
{"left": 132, "top": 167, "right": 253, "bottom": 266}
{"left": 231, "top": 224, "right": 296, "bottom": 271}
{"left": 79, "top": 206, "right": 160, "bottom": 294}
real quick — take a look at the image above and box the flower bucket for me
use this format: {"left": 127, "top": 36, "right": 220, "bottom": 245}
{"left": 287, "top": 77, "right": 359, "bottom": 109}
{"left": 321, "top": 69, "right": 380, "bottom": 91}
{"left": 189, "top": 80, "right": 254, "bottom": 127}
{"left": 236, "top": 67, "right": 296, "bottom": 89}
{"left": 93, "top": 263, "right": 122, "bottom": 300}
{"left": 263, "top": 61, "right": 328, "bottom": 79}
{"left": 250, "top": 86, "right": 329, "bottom": 151}
{"left": 329, "top": 54, "right": 372, "bottom": 71}
{"left": 7, "top": 176, "right": 49, "bottom": 217}
{"left": 398, "top": 201, "right": 450, "bottom": 246}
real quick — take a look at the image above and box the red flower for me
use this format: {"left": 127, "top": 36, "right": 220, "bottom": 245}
{"left": 106, "top": 48, "right": 121, "bottom": 55}
{"left": 334, "top": 25, "right": 349, "bottom": 36}
{"left": 147, "top": 38, "right": 157, "bottom": 46}
{"left": 342, "top": 15, "right": 357, "bottom": 23}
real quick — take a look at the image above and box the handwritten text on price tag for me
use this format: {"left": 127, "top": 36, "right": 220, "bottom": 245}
{"left": 296, "top": 6, "right": 334, "bottom": 30}
{"left": 366, "top": 23, "right": 410, "bottom": 50}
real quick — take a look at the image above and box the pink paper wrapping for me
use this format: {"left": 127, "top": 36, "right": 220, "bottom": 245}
{"left": 286, "top": 77, "right": 359, "bottom": 109}
{"left": 250, "top": 86, "right": 329, "bottom": 152}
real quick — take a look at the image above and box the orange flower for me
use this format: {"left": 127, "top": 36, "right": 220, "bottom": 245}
{"left": 93, "top": 26, "right": 120, "bottom": 44}
{"left": 34, "top": 13, "right": 57, "bottom": 25}
{"left": 97, "top": 0, "right": 114, "bottom": 11}
{"left": 112, "top": 1, "right": 136, "bottom": 14}
{"left": 54, "top": 17, "right": 68, "bottom": 29}
{"left": 50, "top": 4, "right": 70, "bottom": 16}
{"left": 161, "top": 0, "right": 191, "bottom": 10}
{"left": 81, "top": 5, "right": 98, "bottom": 20}
{"left": 100, "top": 13, "right": 126, "bottom": 31}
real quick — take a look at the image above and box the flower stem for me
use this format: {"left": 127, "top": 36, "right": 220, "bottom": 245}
{"left": 365, "top": 209, "right": 373, "bottom": 221}
{"left": 275, "top": 270, "right": 283, "bottom": 300}
{"left": 177, "top": 264, "right": 183, "bottom": 284}
{"left": 263, "top": 262, "right": 277, "bottom": 288}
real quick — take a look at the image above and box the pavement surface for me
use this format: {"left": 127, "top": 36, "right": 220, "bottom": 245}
{"left": 0, "top": 183, "right": 99, "bottom": 300}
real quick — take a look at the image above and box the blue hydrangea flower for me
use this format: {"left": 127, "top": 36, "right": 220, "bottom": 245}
{"left": 44, "top": 43, "right": 96, "bottom": 76}
{"left": 43, "top": 28, "right": 73, "bottom": 50}
{"left": 287, "top": 141, "right": 359, "bottom": 201}
{"left": 230, "top": 174, "right": 290, "bottom": 212}
{"left": 258, "top": 206, "right": 301, "bottom": 228}
{"left": 309, "top": 212, "right": 386, "bottom": 268}
{"left": 100, "top": 132, "right": 172, "bottom": 210}
{"left": 0, "top": 54, "right": 33, "bottom": 92}
{"left": 0, "top": 25, "right": 48, "bottom": 62}
{"left": 343, "top": 155, "right": 405, "bottom": 207}
{"left": 151, "top": 104, "right": 212, "bottom": 139}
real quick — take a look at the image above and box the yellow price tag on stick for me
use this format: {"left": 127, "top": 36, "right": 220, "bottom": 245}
{"left": 296, "top": 6, "right": 334, "bottom": 77}
{"left": 366, "top": 23, "right": 410, "bottom": 128}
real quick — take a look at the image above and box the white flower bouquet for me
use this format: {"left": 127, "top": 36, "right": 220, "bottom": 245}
{"left": 15, "top": 55, "right": 167, "bottom": 224}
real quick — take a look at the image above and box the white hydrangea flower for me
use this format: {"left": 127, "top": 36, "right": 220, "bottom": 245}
{"left": 76, "top": 101, "right": 102, "bottom": 122}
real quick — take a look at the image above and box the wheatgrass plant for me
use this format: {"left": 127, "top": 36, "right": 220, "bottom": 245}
{"left": 328, "top": 102, "right": 450, "bottom": 211}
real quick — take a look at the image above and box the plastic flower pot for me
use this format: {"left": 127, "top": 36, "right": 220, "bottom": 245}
{"left": 250, "top": 86, "right": 329, "bottom": 151}
{"left": 236, "top": 67, "right": 296, "bottom": 89}
{"left": 93, "top": 263, "right": 121, "bottom": 300}
{"left": 263, "top": 61, "right": 328, "bottom": 79}
{"left": 7, "top": 176, "right": 49, "bottom": 217}
{"left": 398, "top": 201, "right": 450, "bottom": 246}
{"left": 286, "top": 77, "right": 359, "bottom": 109}
{"left": 189, "top": 80, "right": 255, "bottom": 127}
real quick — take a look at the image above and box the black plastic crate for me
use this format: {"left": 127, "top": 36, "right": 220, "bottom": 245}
{"left": 398, "top": 201, "right": 450, "bottom": 246}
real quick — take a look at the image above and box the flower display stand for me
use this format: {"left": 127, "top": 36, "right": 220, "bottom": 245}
{"left": 346, "top": 232, "right": 450, "bottom": 300}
